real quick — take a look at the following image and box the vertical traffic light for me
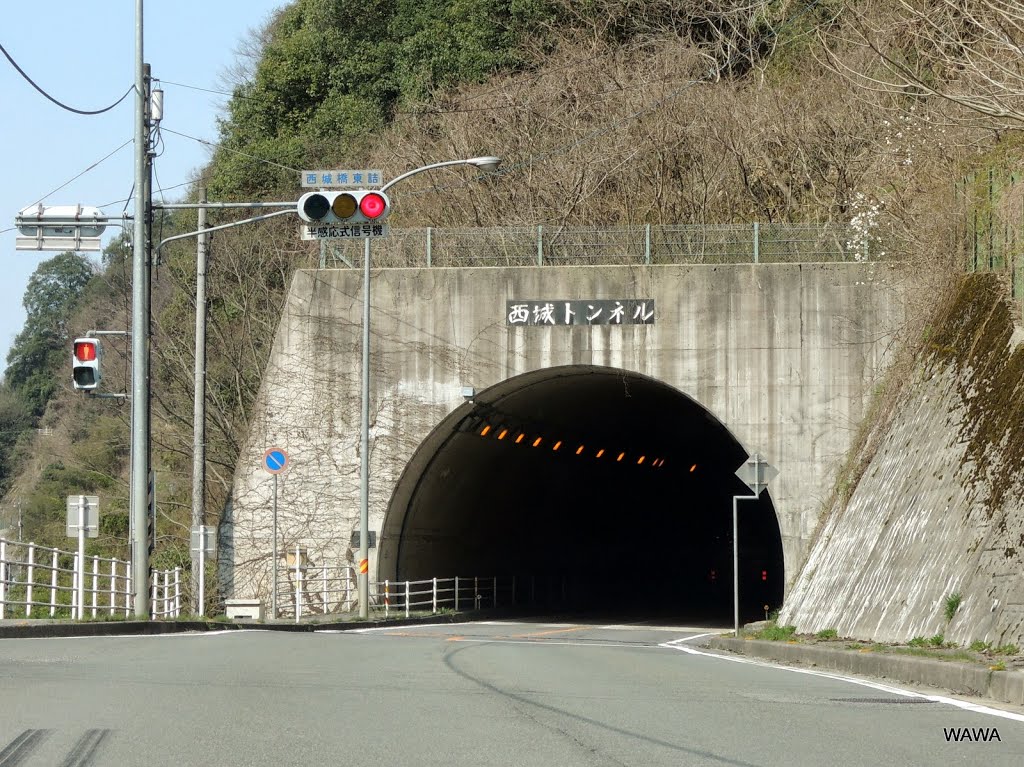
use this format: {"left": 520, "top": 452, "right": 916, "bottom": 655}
{"left": 72, "top": 338, "right": 101, "bottom": 391}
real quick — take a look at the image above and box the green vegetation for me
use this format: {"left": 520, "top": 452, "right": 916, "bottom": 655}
{"left": 892, "top": 647, "right": 973, "bottom": 662}
{"left": 909, "top": 636, "right": 928, "bottom": 647}
{"left": 993, "top": 644, "right": 1019, "bottom": 656}
{"left": 750, "top": 623, "right": 797, "bottom": 641}
{"left": 943, "top": 592, "right": 962, "bottom": 622}
{"left": 928, "top": 634, "right": 945, "bottom": 647}
{"left": 815, "top": 628, "right": 838, "bottom": 639}
{"left": 969, "top": 640, "right": 991, "bottom": 652}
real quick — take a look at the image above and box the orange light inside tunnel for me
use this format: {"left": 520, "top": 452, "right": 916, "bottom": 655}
{"left": 616, "top": 452, "right": 625, "bottom": 462}
{"left": 479, "top": 425, "right": 491, "bottom": 436}
{"left": 552, "top": 441, "right": 562, "bottom": 451}
{"left": 690, "top": 463, "right": 697, "bottom": 472}
{"left": 596, "top": 449, "right": 605, "bottom": 458}
{"left": 637, "top": 456, "right": 646, "bottom": 465}
{"left": 515, "top": 433, "right": 525, "bottom": 444}
{"left": 576, "top": 445, "right": 585, "bottom": 455}
{"left": 532, "top": 437, "right": 543, "bottom": 447}
{"left": 497, "top": 429, "right": 508, "bottom": 440}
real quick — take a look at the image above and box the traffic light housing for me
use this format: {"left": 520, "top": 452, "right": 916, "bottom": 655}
{"left": 72, "top": 338, "right": 101, "bottom": 391}
{"left": 297, "top": 190, "right": 391, "bottom": 225}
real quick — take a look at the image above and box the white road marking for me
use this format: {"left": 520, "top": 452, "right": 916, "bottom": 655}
{"left": 0, "top": 628, "right": 261, "bottom": 641}
{"left": 447, "top": 638, "right": 666, "bottom": 649}
{"left": 659, "top": 635, "right": 1024, "bottom": 724}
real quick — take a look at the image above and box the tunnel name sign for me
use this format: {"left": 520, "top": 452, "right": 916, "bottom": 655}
{"left": 506, "top": 299, "right": 655, "bottom": 326}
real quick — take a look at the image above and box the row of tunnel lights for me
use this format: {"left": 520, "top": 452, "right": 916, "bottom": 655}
{"left": 477, "top": 423, "right": 698, "bottom": 473}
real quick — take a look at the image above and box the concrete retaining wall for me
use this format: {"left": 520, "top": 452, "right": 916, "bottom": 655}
{"left": 781, "top": 275, "right": 1024, "bottom": 647}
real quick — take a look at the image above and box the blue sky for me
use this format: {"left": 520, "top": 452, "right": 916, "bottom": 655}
{"left": 1, "top": 1, "right": 287, "bottom": 367}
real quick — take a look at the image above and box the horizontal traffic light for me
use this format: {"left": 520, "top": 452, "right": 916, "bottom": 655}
{"left": 297, "top": 190, "right": 391, "bottom": 225}
{"left": 72, "top": 337, "right": 102, "bottom": 391}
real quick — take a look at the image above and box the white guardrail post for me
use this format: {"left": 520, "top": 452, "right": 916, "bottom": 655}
{"left": 109, "top": 560, "right": 117, "bottom": 616}
{"left": 405, "top": 580, "right": 410, "bottom": 618}
{"left": 174, "top": 567, "right": 182, "bottom": 617}
{"left": 91, "top": 556, "right": 99, "bottom": 618}
{"left": 49, "top": 550, "right": 58, "bottom": 617}
{"left": 71, "top": 553, "right": 79, "bottom": 620}
{"left": 322, "top": 568, "right": 328, "bottom": 615}
{"left": 124, "top": 560, "right": 132, "bottom": 618}
{"left": 25, "top": 543, "right": 35, "bottom": 618}
{"left": 432, "top": 577, "right": 437, "bottom": 614}
{"left": 0, "top": 539, "right": 6, "bottom": 619}
{"left": 454, "top": 576, "right": 459, "bottom": 611}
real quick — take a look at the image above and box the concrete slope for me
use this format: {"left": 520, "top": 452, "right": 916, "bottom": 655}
{"left": 782, "top": 275, "right": 1024, "bottom": 647}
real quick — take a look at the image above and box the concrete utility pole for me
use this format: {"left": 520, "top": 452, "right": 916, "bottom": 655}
{"left": 191, "top": 191, "right": 208, "bottom": 614}
{"left": 130, "top": 0, "right": 151, "bottom": 618}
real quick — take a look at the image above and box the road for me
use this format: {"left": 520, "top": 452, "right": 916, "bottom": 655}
{"left": 0, "top": 620, "right": 1021, "bottom": 766}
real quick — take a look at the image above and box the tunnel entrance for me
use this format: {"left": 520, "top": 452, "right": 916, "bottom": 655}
{"left": 380, "top": 366, "right": 783, "bottom": 622}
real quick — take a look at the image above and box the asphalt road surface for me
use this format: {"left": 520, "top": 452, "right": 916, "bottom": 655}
{"left": 1, "top": 620, "right": 1021, "bottom": 766}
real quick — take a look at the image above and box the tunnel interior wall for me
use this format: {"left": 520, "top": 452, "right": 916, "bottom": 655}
{"left": 225, "top": 262, "right": 905, "bottom": 606}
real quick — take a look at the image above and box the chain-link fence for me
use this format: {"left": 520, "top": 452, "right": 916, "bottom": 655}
{"left": 317, "top": 222, "right": 874, "bottom": 269}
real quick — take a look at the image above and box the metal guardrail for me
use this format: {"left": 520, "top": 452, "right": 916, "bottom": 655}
{"left": 319, "top": 223, "right": 874, "bottom": 269}
{"left": 0, "top": 537, "right": 183, "bottom": 621}
{"left": 275, "top": 568, "right": 568, "bottom": 622}
{"left": 0, "top": 538, "right": 132, "bottom": 620}
{"left": 275, "top": 564, "right": 358, "bottom": 622}
{"left": 150, "top": 567, "right": 182, "bottom": 619}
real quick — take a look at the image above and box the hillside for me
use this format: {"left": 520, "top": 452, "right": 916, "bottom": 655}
{"left": 1, "top": 0, "right": 1021, "bottom": 605}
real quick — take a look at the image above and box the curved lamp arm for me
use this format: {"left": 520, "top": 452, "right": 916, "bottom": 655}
{"left": 379, "top": 156, "right": 501, "bottom": 194}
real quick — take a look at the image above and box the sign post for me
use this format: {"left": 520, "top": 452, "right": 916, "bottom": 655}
{"left": 190, "top": 525, "right": 216, "bottom": 617}
{"left": 263, "top": 448, "right": 288, "bottom": 619}
{"left": 66, "top": 495, "right": 99, "bottom": 619}
{"left": 732, "top": 453, "right": 779, "bottom": 637}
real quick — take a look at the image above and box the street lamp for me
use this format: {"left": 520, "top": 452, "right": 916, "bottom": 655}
{"left": 356, "top": 155, "right": 502, "bottom": 619}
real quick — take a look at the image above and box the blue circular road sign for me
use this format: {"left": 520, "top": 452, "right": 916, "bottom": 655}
{"left": 263, "top": 448, "right": 288, "bottom": 474}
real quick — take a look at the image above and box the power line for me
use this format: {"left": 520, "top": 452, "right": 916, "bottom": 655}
{"left": 161, "top": 127, "right": 302, "bottom": 173}
{"left": 0, "top": 40, "right": 133, "bottom": 115}
{"left": 28, "top": 140, "right": 134, "bottom": 207}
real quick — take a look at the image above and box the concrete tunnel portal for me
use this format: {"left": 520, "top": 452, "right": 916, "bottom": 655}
{"left": 380, "top": 366, "right": 784, "bottom": 621}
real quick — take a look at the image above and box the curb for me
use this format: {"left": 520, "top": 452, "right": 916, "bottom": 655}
{"left": 704, "top": 637, "right": 1024, "bottom": 707}
{"left": 0, "top": 608, "right": 511, "bottom": 640}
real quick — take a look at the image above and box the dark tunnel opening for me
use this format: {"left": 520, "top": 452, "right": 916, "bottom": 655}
{"left": 381, "top": 366, "right": 784, "bottom": 622}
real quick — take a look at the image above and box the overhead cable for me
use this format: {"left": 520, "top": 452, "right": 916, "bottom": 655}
{"left": 0, "top": 40, "right": 133, "bottom": 115}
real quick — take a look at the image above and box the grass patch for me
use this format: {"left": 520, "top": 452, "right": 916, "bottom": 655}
{"left": 816, "top": 628, "right": 838, "bottom": 639}
{"left": 928, "top": 634, "right": 945, "bottom": 647}
{"left": 750, "top": 623, "right": 797, "bottom": 641}
{"left": 969, "top": 640, "right": 991, "bottom": 652}
{"left": 892, "top": 647, "right": 973, "bottom": 662}
{"left": 993, "top": 643, "right": 1019, "bottom": 655}
{"left": 943, "top": 592, "right": 962, "bottom": 622}
{"left": 908, "top": 636, "right": 928, "bottom": 647}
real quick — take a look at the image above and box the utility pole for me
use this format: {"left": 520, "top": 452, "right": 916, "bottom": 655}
{"left": 130, "top": 0, "right": 152, "bottom": 617}
{"left": 191, "top": 191, "right": 208, "bottom": 614}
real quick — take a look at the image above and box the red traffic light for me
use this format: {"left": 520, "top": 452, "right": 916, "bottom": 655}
{"left": 74, "top": 340, "right": 98, "bottom": 362}
{"left": 359, "top": 192, "right": 387, "bottom": 219}
{"left": 761, "top": 569, "right": 768, "bottom": 581}
{"left": 297, "top": 189, "right": 390, "bottom": 224}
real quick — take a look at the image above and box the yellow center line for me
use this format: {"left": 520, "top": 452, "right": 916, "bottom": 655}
{"left": 509, "top": 626, "right": 586, "bottom": 639}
